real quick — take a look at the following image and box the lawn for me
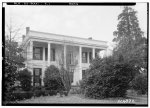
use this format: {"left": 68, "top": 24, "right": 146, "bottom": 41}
{"left": 17, "top": 94, "right": 147, "bottom": 105}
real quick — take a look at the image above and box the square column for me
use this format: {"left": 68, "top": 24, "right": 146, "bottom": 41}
{"left": 29, "top": 40, "right": 33, "bottom": 86}
{"left": 29, "top": 40, "right": 33, "bottom": 60}
{"left": 92, "top": 48, "right": 95, "bottom": 59}
{"left": 64, "top": 44, "right": 66, "bottom": 69}
{"left": 48, "top": 42, "right": 51, "bottom": 66}
{"left": 43, "top": 47, "right": 45, "bottom": 61}
{"left": 79, "top": 46, "right": 82, "bottom": 80}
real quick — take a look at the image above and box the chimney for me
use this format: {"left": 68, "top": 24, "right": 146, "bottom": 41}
{"left": 88, "top": 37, "right": 92, "bottom": 40}
{"left": 22, "top": 35, "right": 25, "bottom": 42}
{"left": 26, "top": 27, "right": 30, "bottom": 35}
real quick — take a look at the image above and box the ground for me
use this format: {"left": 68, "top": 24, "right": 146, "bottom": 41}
{"left": 17, "top": 94, "right": 147, "bottom": 104}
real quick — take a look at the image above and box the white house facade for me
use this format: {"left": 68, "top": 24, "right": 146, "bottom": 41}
{"left": 21, "top": 27, "right": 108, "bottom": 86}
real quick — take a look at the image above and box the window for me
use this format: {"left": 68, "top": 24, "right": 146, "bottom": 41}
{"left": 82, "top": 70, "right": 86, "bottom": 79}
{"left": 89, "top": 52, "right": 92, "bottom": 63}
{"left": 33, "top": 68, "right": 42, "bottom": 86}
{"left": 68, "top": 52, "right": 74, "bottom": 65}
{"left": 33, "top": 47, "right": 43, "bottom": 60}
{"left": 51, "top": 48, "right": 55, "bottom": 61}
{"left": 45, "top": 48, "right": 47, "bottom": 61}
{"left": 70, "top": 69, "right": 74, "bottom": 83}
{"left": 82, "top": 52, "right": 87, "bottom": 63}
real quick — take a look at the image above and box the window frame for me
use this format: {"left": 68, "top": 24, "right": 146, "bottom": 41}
{"left": 33, "top": 47, "right": 43, "bottom": 60}
{"left": 82, "top": 52, "right": 88, "bottom": 63}
{"left": 33, "top": 68, "right": 42, "bottom": 87}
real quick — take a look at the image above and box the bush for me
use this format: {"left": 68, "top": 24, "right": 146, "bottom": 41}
{"left": 83, "top": 57, "right": 136, "bottom": 99}
{"left": 48, "top": 90, "right": 57, "bottom": 96}
{"left": 70, "top": 86, "right": 81, "bottom": 94}
{"left": 44, "top": 65, "right": 64, "bottom": 93}
{"left": 31, "top": 86, "right": 49, "bottom": 97}
{"left": 7, "top": 91, "right": 33, "bottom": 101}
{"left": 17, "top": 69, "right": 32, "bottom": 91}
{"left": 131, "top": 73, "right": 147, "bottom": 94}
{"left": 59, "top": 66, "right": 71, "bottom": 95}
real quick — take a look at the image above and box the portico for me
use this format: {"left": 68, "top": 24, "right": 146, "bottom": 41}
{"left": 22, "top": 27, "right": 108, "bottom": 86}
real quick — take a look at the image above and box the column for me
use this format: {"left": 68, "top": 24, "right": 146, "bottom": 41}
{"left": 92, "top": 48, "right": 95, "bottom": 59}
{"left": 79, "top": 46, "right": 82, "bottom": 80}
{"left": 48, "top": 42, "right": 51, "bottom": 66}
{"left": 30, "top": 40, "right": 33, "bottom": 60}
{"left": 29, "top": 40, "right": 33, "bottom": 86}
{"left": 64, "top": 44, "right": 66, "bottom": 69}
{"left": 43, "top": 47, "right": 45, "bottom": 61}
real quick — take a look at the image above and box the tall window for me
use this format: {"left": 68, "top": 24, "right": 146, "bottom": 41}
{"left": 70, "top": 69, "right": 74, "bottom": 83}
{"left": 33, "top": 47, "right": 43, "bottom": 60}
{"left": 68, "top": 52, "right": 74, "bottom": 65}
{"left": 89, "top": 52, "right": 92, "bottom": 63}
{"left": 51, "top": 48, "right": 55, "bottom": 61}
{"left": 33, "top": 68, "right": 42, "bottom": 86}
{"left": 82, "top": 52, "right": 87, "bottom": 63}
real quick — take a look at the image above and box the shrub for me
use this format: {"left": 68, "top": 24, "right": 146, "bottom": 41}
{"left": 131, "top": 73, "right": 148, "bottom": 94}
{"left": 48, "top": 90, "right": 57, "bottom": 96}
{"left": 83, "top": 57, "right": 136, "bottom": 99}
{"left": 44, "top": 65, "right": 64, "bottom": 93}
{"left": 59, "top": 66, "right": 71, "bottom": 95}
{"left": 7, "top": 91, "right": 33, "bottom": 101}
{"left": 70, "top": 87, "right": 81, "bottom": 94}
{"left": 17, "top": 69, "right": 32, "bottom": 91}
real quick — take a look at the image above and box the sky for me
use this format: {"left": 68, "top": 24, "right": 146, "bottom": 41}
{"left": 4, "top": 3, "right": 147, "bottom": 48}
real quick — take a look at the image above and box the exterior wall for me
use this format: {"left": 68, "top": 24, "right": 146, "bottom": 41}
{"left": 24, "top": 42, "right": 99, "bottom": 86}
{"left": 22, "top": 28, "right": 108, "bottom": 86}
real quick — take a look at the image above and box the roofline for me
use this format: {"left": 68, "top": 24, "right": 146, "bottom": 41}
{"left": 29, "top": 30, "right": 107, "bottom": 43}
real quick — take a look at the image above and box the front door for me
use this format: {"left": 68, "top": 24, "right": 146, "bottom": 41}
{"left": 33, "top": 68, "right": 42, "bottom": 86}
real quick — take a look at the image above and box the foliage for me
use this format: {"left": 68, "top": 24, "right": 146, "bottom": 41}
{"left": 59, "top": 66, "right": 71, "bottom": 95}
{"left": 70, "top": 86, "right": 81, "bottom": 94}
{"left": 131, "top": 73, "right": 148, "bottom": 94}
{"left": 44, "top": 65, "right": 64, "bottom": 92}
{"left": 113, "top": 6, "right": 148, "bottom": 94}
{"left": 82, "top": 56, "right": 136, "bottom": 98}
{"left": 5, "top": 91, "right": 33, "bottom": 102}
{"left": 113, "top": 6, "right": 147, "bottom": 73}
{"left": 17, "top": 68, "right": 32, "bottom": 91}
{"left": 4, "top": 38, "right": 25, "bottom": 103}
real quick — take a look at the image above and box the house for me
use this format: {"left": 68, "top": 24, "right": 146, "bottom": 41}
{"left": 21, "top": 27, "right": 108, "bottom": 86}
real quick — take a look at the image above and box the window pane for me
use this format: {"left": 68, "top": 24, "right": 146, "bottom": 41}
{"left": 82, "top": 52, "right": 87, "bottom": 63}
{"left": 35, "top": 69, "right": 40, "bottom": 76}
{"left": 33, "top": 68, "right": 42, "bottom": 87}
{"left": 35, "top": 48, "right": 40, "bottom": 53}
{"left": 33, "top": 47, "right": 42, "bottom": 60}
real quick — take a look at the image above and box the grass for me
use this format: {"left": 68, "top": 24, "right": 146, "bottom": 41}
{"left": 16, "top": 94, "right": 147, "bottom": 104}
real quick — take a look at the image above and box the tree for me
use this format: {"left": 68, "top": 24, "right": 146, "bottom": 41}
{"left": 82, "top": 56, "right": 136, "bottom": 98}
{"left": 44, "top": 65, "right": 64, "bottom": 92}
{"left": 4, "top": 18, "right": 25, "bottom": 103}
{"left": 113, "top": 6, "right": 147, "bottom": 73}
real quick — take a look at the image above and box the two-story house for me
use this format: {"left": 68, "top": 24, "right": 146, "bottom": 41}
{"left": 21, "top": 27, "right": 108, "bottom": 86}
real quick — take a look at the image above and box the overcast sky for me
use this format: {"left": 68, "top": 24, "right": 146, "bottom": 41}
{"left": 5, "top": 3, "right": 147, "bottom": 47}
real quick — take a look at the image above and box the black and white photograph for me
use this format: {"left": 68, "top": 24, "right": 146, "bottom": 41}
{"left": 2, "top": 2, "right": 148, "bottom": 106}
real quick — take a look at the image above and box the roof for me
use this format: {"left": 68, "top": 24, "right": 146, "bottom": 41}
{"left": 22, "top": 29, "right": 108, "bottom": 49}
